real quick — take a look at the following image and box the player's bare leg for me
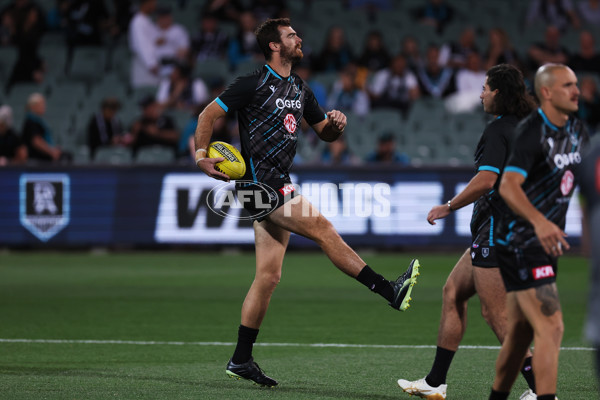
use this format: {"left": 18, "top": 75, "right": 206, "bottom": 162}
{"left": 492, "top": 292, "right": 534, "bottom": 394}
{"left": 397, "top": 249, "right": 475, "bottom": 396}
{"left": 515, "top": 284, "right": 563, "bottom": 397}
{"left": 268, "top": 195, "right": 365, "bottom": 277}
{"left": 226, "top": 219, "right": 289, "bottom": 387}
{"left": 437, "top": 249, "right": 476, "bottom": 351}
{"left": 475, "top": 265, "right": 537, "bottom": 394}
{"left": 268, "top": 195, "right": 419, "bottom": 310}
{"left": 241, "top": 219, "right": 290, "bottom": 329}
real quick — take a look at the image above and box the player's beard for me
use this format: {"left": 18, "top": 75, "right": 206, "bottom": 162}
{"left": 281, "top": 43, "right": 303, "bottom": 66}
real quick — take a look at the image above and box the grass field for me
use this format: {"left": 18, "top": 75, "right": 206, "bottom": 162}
{"left": 0, "top": 251, "right": 596, "bottom": 399}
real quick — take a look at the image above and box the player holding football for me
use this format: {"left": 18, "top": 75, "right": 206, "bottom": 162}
{"left": 398, "top": 64, "right": 539, "bottom": 400}
{"left": 194, "top": 18, "right": 420, "bottom": 387}
{"left": 488, "top": 64, "right": 588, "bottom": 400}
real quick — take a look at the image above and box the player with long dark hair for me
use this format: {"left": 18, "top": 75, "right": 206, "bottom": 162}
{"left": 398, "top": 64, "right": 539, "bottom": 400}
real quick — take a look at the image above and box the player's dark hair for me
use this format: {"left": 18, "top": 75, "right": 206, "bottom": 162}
{"left": 486, "top": 64, "right": 536, "bottom": 119}
{"left": 255, "top": 18, "right": 291, "bottom": 61}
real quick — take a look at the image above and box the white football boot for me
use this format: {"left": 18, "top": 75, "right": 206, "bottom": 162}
{"left": 519, "top": 389, "right": 559, "bottom": 400}
{"left": 397, "top": 377, "right": 447, "bottom": 399}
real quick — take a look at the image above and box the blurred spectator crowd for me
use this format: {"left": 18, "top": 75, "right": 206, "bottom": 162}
{"left": 0, "top": 0, "right": 599, "bottom": 167}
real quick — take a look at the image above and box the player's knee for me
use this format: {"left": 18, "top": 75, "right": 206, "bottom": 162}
{"left": 256, "top": 269, "right": 281, "bottom": 289}
{"left": 442, "top": 280, "right": 459, "bottom": 303}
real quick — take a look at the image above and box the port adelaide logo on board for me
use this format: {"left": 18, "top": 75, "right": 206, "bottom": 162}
{"left": 19, "top": 174, "right": 70, "bottom": 242}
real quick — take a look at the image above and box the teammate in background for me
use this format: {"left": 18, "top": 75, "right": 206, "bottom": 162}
{"left": 398, "top": 64, "right": 537, "bottom": 400}
{"left": 578, "top": 141, "right": 600, "bottom": 385}
{"left": 194, "top": 18, "right": 420, "bottom": 388}
{"left": 488, "top": 64, "right": 589, "bottom": 400}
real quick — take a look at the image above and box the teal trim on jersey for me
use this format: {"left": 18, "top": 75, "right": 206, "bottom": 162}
{"left": 537, "top": 107, "right": 559, "bottom": 131}
{"left": 496, "top": 238, "right": 508, "bottom": 245}
{"left": 250, "top": 158, "right": 257, "bottom": 182}
{"left": 489, "top": 216, "right": 495, "bottom": 246}
{"left": 215, "top": 97, "right": 228, "bottom": 112}
{"left": 496, "top": 115, "right": 503, "bottom": 120}
{"left": 265, "top": 64, "right": 283, "bottom": 80}
{"left": 478, "top": 165, "right": 500, "bottom": 174}
{"left": 505, "top": 166, "right": 528, "bottom": 178}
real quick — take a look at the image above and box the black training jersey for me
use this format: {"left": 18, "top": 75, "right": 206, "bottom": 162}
{"left": 215, "top": 64, "right": 326, "bottom": 182}
{"left": 496, "top": 108, "right": 589, "bottom": 251}
{"left": 579, "top": 141, "right": 600, "bottom": 213}
{"left": 471, "top": 115, "right": 519, "bottom": 246}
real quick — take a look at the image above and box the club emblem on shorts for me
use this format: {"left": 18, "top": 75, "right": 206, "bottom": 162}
{"left": 284, "top": 113, "right": 297, "bottom": 134}
{"left": 560, "top": 170, "right": 574, "bottom": 196}
{"left": 482, "top": 247, "right": 489, "bottom": 258}
{"left": 533, "top": 265, "right": 555, "bottom": 280}
{"left": 519, "top": 268, "right": 529, "bottom": 281}
{"left": 19, "top": 174, "right": 70, "bottom": 242}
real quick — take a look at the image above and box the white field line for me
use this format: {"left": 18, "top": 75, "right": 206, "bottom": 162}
{"left": 0, "top": 338, "right": 594, "bottom": 351}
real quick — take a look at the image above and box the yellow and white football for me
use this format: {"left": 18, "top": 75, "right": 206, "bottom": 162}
{"left": 207, "top": 141, "right": 246, "bottom": 180}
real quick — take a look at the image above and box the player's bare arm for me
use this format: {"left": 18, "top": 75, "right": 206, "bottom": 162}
{"left": 312, "top": 110, "right": 346, "bottom": 142}
{"left": 499, "top": 171, "right": 569, "bottom": 256}
{"left": 194, "top": 100, "right": 229, "bottom": 181}
{"left": 427, "top": 170, "right": 498, "bottom": 225}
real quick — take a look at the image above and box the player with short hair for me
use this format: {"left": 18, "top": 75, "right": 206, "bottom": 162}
{"left": 194, "top": 18, "right": 420, "bottom": 388}
{"left": 488, "top": 64, "right": 589, "bottom": 400}
{"left": 398, "top": 64, "right": 539, "bottom": 400}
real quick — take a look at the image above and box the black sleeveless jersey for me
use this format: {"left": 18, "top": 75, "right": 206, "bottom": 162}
{"left": 215, "top": 64, "right": 326, "bottom": 182}
{"left": 496, "top": 108, "right": 589, "bottom": 251}
{"left": 470, "top": 114, "right": 519, "bottom": 246}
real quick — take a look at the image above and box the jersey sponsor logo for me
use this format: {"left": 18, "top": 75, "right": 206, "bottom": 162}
{"left": 284, "top": 113, "right": 297, "bottom": 134}
{"left": 533, "top": 265, "right": 555, "bottom": 280}
{"left": 279, "top": 184, "right": 296, "bottom": 196}
{"left": 553, "top": 151, "right": 581, "bottom": 169}
{"left": 19, "top": 174, "right": 70, "bottom": 242}
{"left": 269, "top": 85, "right": 276, "bottom": 93}
{"left": 560, "top": 170, "right": 574, "bottom": 196}
{"left": 276, "top": 98, "right": 302, "bottom": 110}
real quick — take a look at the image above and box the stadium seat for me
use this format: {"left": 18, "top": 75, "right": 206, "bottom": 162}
{"left": 68, "top": 46, "right": 107, "bottom": 82}
{"left": 194, "top": 59, "right": 231, "bottom": 82}
{"left": 0, "top": 46, "right": 17, "bottom": 83}
{"left": 93, "top": 146, "right": 133, "bottom": 165}
{"left": 134, "top": 145, "right": 176, "bottom": 164}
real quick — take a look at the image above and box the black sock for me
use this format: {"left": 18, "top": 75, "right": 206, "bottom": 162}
{"left": 356, "top": 265, "right": 394, "bottom": 302}
{"left": 231, "top": 324, "right": 259, "bottom": 364}
{"left": 537, "top": 395, "right": 556, "bottom": 400}
{"left": 425, "top": 346, "right": 455, "bottom": 387}
{"left": 488, "top": 389, "right": 509, "bottom": 400}
{"left": 520, "top": 356, "right": 536, "bottom": 392}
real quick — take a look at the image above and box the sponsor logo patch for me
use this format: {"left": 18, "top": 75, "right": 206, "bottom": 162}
{"left": 560, "top": 170, "right": 574, "bottom": 196}
{"left": 279, "top": 184, "right": 296, "bottom": 196}
{"left": 532, "top": 265, "right": 555, "bottom": 280}
{"left": 284, "top": 113, "right": 297, "bottom": 134}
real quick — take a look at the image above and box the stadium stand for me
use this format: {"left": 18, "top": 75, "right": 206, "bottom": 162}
{"left": 0, "top": 0, "right": 597, "bottom": 166}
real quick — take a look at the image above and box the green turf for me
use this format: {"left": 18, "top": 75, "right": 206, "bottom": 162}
{"left": 0, "top": 252, "right": 596, "bottom": 399}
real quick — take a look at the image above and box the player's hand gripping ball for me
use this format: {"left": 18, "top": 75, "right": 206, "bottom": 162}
{"left": 208, "top": 141, "right": 246, "bottom": 180}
